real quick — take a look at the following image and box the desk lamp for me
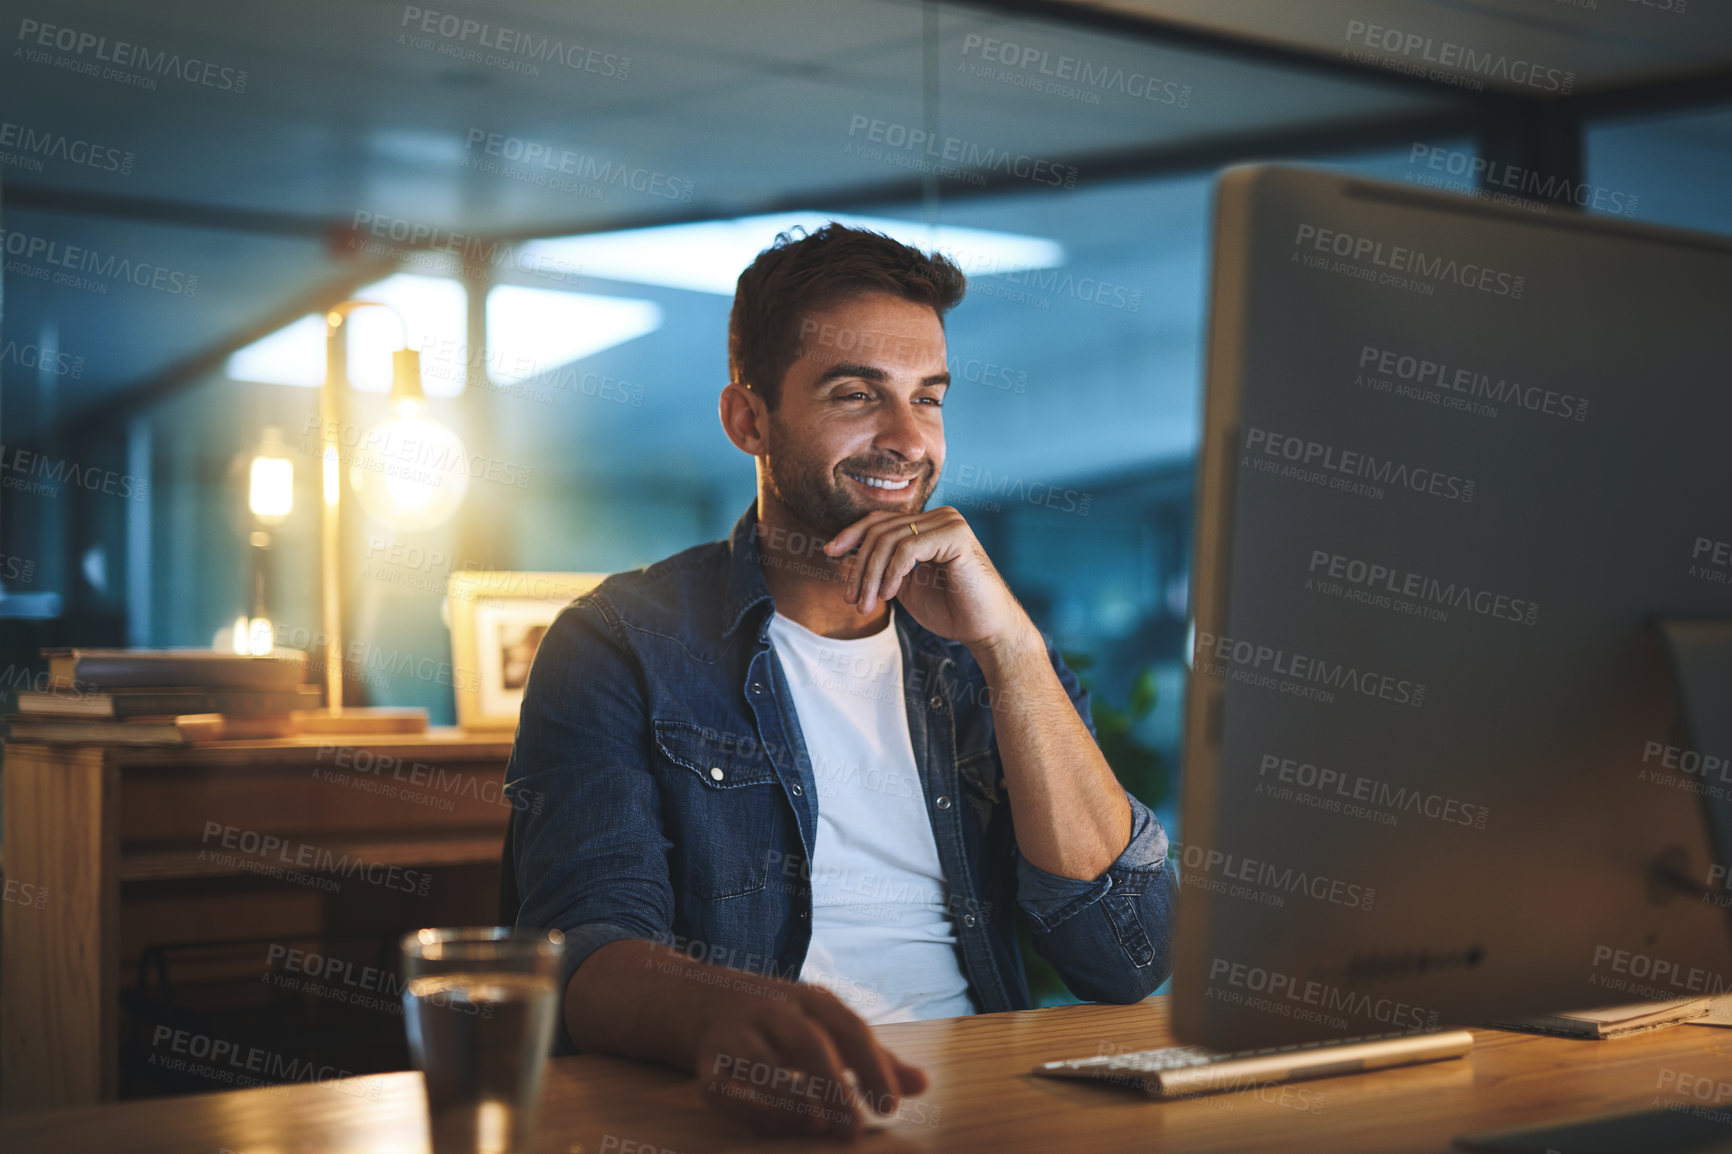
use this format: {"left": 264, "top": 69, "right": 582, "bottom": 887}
{"left": 300, "top": 299, "right": 468, "bottom": 734}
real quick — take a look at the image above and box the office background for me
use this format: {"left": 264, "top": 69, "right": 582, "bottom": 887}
{"left": 3, "top": 0, "right": 1731, "bottom": 1032}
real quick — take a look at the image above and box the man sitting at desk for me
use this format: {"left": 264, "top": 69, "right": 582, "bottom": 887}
{"left": 508, "top": 223, "right": 1176, "bottom": 1138}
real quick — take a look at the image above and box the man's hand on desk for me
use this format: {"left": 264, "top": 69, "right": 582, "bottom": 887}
{"left": 565, "top": 940, "right": 927, "bottom": 1142}
{"left": 695, "top": 980, "right": 928, "bottom": 1140}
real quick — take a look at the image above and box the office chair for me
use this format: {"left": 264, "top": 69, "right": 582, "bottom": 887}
{"left": 498, "top": 816, "right": 521, "bottom": 927}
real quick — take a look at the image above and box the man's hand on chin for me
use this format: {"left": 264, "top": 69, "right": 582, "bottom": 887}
{"left": 823, "top": 506, "right": 1039, "bottom": 661}
{"left": 694, "top": 980, "right": 928, "bottom": 1141}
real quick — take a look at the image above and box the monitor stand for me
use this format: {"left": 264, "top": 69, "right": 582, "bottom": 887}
{"left": 1454, "top": 621, "right": 1732, "bottom": 1154}
{"left": 1655, "top": 619, "right": 1732, "bottom": 879}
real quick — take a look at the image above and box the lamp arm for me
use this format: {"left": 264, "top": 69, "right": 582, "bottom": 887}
{"left": 325, "top": 298, "right": 410, "bottom": 349}
{"left": 318, "top": 299, "right": 403, "bottom": 712}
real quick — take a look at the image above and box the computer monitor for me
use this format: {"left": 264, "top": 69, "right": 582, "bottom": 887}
{"left": 1174, "top": 163, "right": 1732, "bottom": 1052}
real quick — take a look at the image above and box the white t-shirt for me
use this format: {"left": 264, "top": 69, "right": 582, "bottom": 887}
{"left": 766, "top": 607, "right": 976, "bottom": 1024}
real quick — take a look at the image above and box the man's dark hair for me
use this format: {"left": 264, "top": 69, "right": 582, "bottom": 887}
{"left": 728, "top": 222, "right": 967, "bottom": 409}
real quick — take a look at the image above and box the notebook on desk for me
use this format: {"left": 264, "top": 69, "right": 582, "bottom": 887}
{"left": 1032, "top": 1028, "right": 1476, "bottom": 1099}
{"left": 1489, "top": 998, "right": 1717, "bottom": 1040}
{"left": 1689, "top": 997, "right": 1732, "bottom": 1030}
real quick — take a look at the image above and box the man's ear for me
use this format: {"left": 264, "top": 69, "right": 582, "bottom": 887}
{"left": 719, "top": 382, "right": 771, "bottom": 456}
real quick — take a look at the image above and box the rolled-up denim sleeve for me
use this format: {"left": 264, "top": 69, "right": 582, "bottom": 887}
{"left": 506, "top": 597, "right": 673, "bottom": 1051}
{"left": 1011, "top": 642, "right": 1177, "bottom": 1004}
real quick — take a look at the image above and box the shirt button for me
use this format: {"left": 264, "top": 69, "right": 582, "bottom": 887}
{"left": 791, "top": 783, "right": 804, "bottom": 796}
{"left": 798, "top": 910, "right": 809, "bottom": 920}
{"left": 962, "top": 913, "right": 978, "bottom": 929}
{"left": 928, "top": 695, "right": 943, "bottom": 710}
{"left": 750, "top": 682, "right": 766, "bottom": 695}
{"left": 710, "top": 767, "right": 725, "bottom": 781}
{"left": 935, "top": 795, "right": 952, "bottom": 810}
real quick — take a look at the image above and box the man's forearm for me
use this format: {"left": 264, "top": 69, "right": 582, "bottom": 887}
{"left": 565, "top": 939, "right": 775, "bottom": 1070}
{"left": 972, "top": 624, "right": 1132, "bottom": 880}
{"left": 565, "top": 938, "right": 930, "bottom": 1138}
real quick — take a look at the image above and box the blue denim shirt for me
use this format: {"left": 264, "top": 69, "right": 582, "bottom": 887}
{"left": 507, "top": 505, "right": 1175, "bottom": 1050}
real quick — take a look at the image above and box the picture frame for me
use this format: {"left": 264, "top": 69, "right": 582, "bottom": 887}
{"left": 447, "top": 570, "right": 605, "bottom": 731}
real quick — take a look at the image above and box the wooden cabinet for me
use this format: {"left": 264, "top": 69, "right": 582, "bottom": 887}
{"left": 1, "top": 730, "right": 513, "bottom": 1112}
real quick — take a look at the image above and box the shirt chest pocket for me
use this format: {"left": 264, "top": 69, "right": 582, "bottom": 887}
{"left": 955, "top": 747, "right": 1003, "bottom": 831}
{"left": 952, "top": 700, "right": 1001, "bottom": 806}
{"left": 652, "top": 719, "right": 781, "bottom": 901}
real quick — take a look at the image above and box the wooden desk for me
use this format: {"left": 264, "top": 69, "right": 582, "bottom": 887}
{"left": 6, "top": 999, "right": 1732, "bottom": 1152}
{"left": 0, "top": 729, "right": 514, "bottom": 1114}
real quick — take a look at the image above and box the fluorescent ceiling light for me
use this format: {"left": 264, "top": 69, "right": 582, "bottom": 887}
{"left": 226, "top": 314, "right": 325, "bottom": 389}
{"left": 225, "top": 274, "right": 468, "bottom": 394}
{"left": 485, "top": 286, "right": 663, "bottom": 386}
{"left": 372, "top": 129, "right": 469, "bottom": 166}
{"left": 516, "top": 212, "right": 1066, "bottom": 296}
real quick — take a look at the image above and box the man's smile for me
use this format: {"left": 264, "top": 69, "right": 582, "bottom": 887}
{"left": 846, "top": 471, "right": 915, "bottom": 492}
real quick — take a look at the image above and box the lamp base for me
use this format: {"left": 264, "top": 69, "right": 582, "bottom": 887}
{"left": 293, "top": 707, "right": 429, "bottom": 735}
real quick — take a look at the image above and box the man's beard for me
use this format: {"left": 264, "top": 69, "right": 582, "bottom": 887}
{"left": 761, "top": 415, "right": 934, "bottom": 540}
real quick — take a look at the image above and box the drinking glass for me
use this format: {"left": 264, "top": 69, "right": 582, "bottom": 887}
{"left": 401, "top": 926, "right": 565, "bottom": 1154}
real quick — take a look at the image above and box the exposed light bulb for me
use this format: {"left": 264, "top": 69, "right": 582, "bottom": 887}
{"left": 348, "top": 399, "right": 470, "bottom": 531}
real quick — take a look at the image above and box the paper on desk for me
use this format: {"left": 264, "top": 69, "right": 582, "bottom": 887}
{"left": 1687, "top": 996, "right": 1732, "bottom": 1029}
{"left": 1490, "top": 997, "right": 1714, "bottom": 1038}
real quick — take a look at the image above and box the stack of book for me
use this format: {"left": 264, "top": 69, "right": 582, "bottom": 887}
{"left": 4, "top": 648, "right": 316, "bottom": 745}
{"left": 1491, "top": 996, "right": 1718, "bottom": 1039}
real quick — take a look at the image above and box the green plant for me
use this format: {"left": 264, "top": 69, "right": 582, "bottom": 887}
{"left": 1065, "top": 652, "right": 1167, "bottom": 809}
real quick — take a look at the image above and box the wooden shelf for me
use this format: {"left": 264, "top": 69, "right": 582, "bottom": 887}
{"left": 3, "top": 732, "right": 517, "bottom": 1112}
{"left": 120, "top": 834, "right": 505, "bottom": 883}
{"left": 4, "top": 726, "right": 516, "bottom": 769}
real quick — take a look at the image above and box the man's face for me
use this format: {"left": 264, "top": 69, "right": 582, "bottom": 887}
{"left": 761, "top": 291, "right": 949, "bottom": 538}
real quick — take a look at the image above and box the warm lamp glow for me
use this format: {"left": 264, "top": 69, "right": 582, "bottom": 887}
{"left": 310, "top": 302, "right": 463, "bottom": 719}
{"left": 248, "top": 458, "right": 293, "bottom": 520}
{"left": 228, "top": 614, "right": 275, "bottom": 655}
{"left": 347, "top": 350, "right": 469, "bottom": 532}
{"left": 247, "top": 427, "right": 294, "bottom": 524}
